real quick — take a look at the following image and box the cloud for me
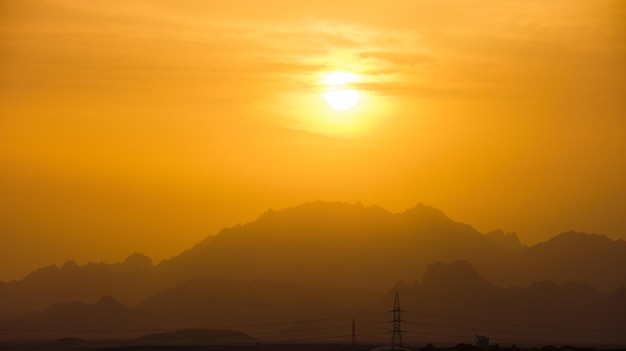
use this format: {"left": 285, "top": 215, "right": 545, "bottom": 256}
{"left": 358, "top": 52, "right": 435, "bottom": 67}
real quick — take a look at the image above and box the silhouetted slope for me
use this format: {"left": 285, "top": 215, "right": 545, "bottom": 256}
{"left": 422, "top": 261, "right": 494, "bottom": 292}
{"left": 2, "top": 260, "right": 624, "bottom": 345}
{"left": 0, "top": 253, "right": 167, "bottom": 319}
{"left": 485, "top": 229, "right": 527, "bottom": 254}
{"left": 398, "top": 261, "right": 500, "bottom": 319}
{"left": 397, "top": 261, "right": 626, "bottom": 345}
{"left": 511, "top": 231, "right": 626, "bottom": 291}
{"left": 0, "top": 295, "right": 165, "bottom": 331}
{"left": 136, "top": 275, "right": 378, "bottom": 329}
{"left": 141, "top": 261, "right": 624, "bottom": 345}
{"left": 158, "top": 201, "right": 517, "bottom": 290}
{"left": 2, "top": 202, "right": 625, "bottom": 325}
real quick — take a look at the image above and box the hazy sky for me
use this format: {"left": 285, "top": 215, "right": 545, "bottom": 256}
{"left": 1, "top": 0, "right": 625, "bottom": 282}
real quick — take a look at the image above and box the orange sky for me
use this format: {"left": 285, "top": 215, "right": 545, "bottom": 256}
{"left": 1, "top": 0, "right": 625, "bottom": 282}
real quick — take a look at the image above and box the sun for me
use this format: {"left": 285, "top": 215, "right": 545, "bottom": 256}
{"left": 323, "top": 72, "right": 360, "bottom": 111}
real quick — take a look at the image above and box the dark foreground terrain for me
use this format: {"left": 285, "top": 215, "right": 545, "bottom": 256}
{"left": 2, "top": 341, "right": 625, "bottom": 351}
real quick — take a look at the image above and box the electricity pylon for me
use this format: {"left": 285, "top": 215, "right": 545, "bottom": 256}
{"left": 390, "top": 292, "right": 405, "bottom": 348}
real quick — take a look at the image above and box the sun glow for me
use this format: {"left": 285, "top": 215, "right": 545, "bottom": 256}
{"left": 282, "top": 70, "right": 386, "bottom": 137}
{"left": 323, "top": 72, "right": 360, "bottom": 111}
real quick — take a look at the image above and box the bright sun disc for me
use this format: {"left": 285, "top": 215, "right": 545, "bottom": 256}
{"left": 323, "top": 72, "right": 360, "bottom": 111}
{"left": 324, "top": 89, "right": 359, "bottom": 111}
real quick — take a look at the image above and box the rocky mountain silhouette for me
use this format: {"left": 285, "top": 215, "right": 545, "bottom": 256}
{"left": 157, "top": 201, "right": 519, "bottom": 290}
{"left": 158, "top": 202, "right": 625, "bottom": 292}
{"left": 508, "top": 231, "right": 626, "bottom": 291}
{"left": 485, "top": 229, "right": 527, "bottom": 254}
{"left": 1, "top": 201, "right": 624, "bottom": 327}
{"left": 3, "top": 261, "right": 623, "bottom": 345}
{"left": 395, "top": 261, "right": 626, "bottom": 345}
{"left": 136, "top": 275, "right": 379, "bottom": 331}
{"left": 0, "top": 295, "right": 166, "bottom": 334}
{"left": 0, "top": 253, "right": 167, "bottom": 320}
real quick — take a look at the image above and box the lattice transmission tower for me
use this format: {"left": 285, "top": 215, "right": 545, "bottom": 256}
{"left": 390, "top": 292, "right": 406, "bottom": 348}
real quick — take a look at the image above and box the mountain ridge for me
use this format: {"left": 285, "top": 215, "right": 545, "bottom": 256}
{"left": 2, "top": 261, "right": 624, "bottom": 345}
{"left": 156, "top": 201, "right": 519, "bottom": 289}
{"left": 1, "top": 201, "right": 624, "bottom": 322}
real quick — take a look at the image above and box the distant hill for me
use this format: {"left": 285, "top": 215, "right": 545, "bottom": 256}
{"left": 158, "top": 202, "right": 625, "bottom": 291}
{"left": 0, "top": 295, "right": 166, "bottom": 332}
{"left": 2, "top": 261, "right": 624, "bottom": 346}
{"left": 508, "top": 231, "right": 626, "bottom": 291}
{"left": 157, "top": 201, "right": 521, "bottom": 290}
{"left": 1, "top": 201, "right": 625, "bottom": 324}
{"left": 0, "top": 253, "right": 167, "bottom": 319}
{"left": 136, "top": 275, "right": 379, "bottom": 330}
{"left": 392, "top": 261, "right": 626, "bottom": 346}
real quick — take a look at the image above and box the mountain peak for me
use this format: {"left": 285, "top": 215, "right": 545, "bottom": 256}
{"left": 519, "top": 230, "right": 626, "bottom": 291}
{"left": 60, "top": 260, "right": 80, "bottom": 271}
{"left": 536, "top": 231, "right": 620, "bottom": 252}
{"left": 20, "top": 264, "right": 59, "bottom": 284}
{"left": 422, "top": 261, "right": 490, "bottom": 290}
{"left": 93, "top": 295, "right": 127, "bottom": 312}
{"left": 399, "top": 203, "right": 471, "bottom": 231}
{"left": 250, "top": 201, "right": 392, "bottom": 233}
{"left": 123, "top": 252, "right": 153, "bottom": 268}
{"left": 258, "top": 201, "right": 389, "bottom": 219}
{"left": 485, "top": 229, "right": 526, "bottom": 253}
{"left": 404, "top": 202, "right": 449, "bottom": 219}
{"left": 554, "top": 231, "right": 602, "bottom": 240}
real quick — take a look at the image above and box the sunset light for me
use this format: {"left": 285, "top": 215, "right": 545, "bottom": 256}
{"left": 323, "top": 72, "right": 361, "bottom": 111}
{"left": 1, "top": 0, "right": 625, "bottom": 348}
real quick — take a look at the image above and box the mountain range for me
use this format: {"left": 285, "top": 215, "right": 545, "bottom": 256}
{"left": 1, "top": 261, "right": 624, "bottom": 345}
{"left": 1, "top": 201, "right": 624, "bottom": 345}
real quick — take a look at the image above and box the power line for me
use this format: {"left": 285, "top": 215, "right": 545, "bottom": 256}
{"left": 403, "top": 311, "right": 626, "bottom": 335}
{"left": 390, "top": 292, "right": 406, "bottom": 348}
{"left": 5, "top": 305, "right": 624, "bottom": 347}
